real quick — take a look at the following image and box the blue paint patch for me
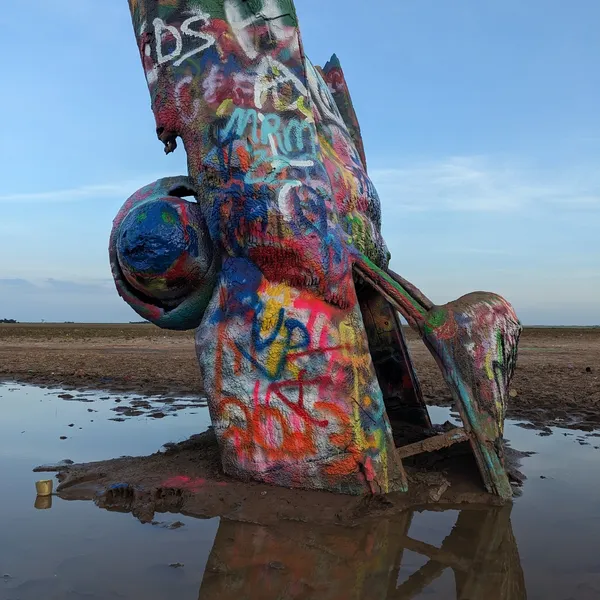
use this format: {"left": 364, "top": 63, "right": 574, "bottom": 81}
{"left": 108, "top": 483, "right": 129, "bottom": 490}
{"left": 118, "top": 201, "right": 188, "bottom": 274}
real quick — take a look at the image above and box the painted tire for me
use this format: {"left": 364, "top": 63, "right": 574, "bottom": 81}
{"left": 109, "top": 176, "right": 218, "bottom": 330}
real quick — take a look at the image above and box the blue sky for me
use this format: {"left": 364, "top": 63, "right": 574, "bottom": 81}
{"left": 1, "top": 0, "right": 598, "bottom": 325}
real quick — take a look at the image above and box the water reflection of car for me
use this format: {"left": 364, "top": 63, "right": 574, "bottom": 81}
{"left": 198, "top": 504, "right": 526, "bottom": 599}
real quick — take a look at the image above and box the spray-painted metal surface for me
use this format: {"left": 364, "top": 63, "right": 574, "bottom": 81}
{"left": 110, "top": 0, "right": 522, "bottom": 499}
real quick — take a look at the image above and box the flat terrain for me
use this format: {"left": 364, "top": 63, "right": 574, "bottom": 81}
{"left": 1, "top": 323, "right": 599, "bottom": 429}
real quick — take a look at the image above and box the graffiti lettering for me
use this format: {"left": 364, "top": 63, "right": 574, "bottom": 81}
{"left": 125, "top": 0, "right": 430, "bottom": 496}
{"left": 254, "top": 56, "right": 308, "bottom": 110}
{"left": 218, "top": 108, "right": 318, "bottom": 188}
{"left": 220, "top": 108, "right": 317, "bottom": 157}
{"left": 151, "top": 12, "right": 215, "bottom": 70}
{"left": 235, "top": 294, "right": 311, "bottom": 381}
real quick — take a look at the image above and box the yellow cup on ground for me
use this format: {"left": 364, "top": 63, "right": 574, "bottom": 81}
{"left": 35, "top": 479, "right": 53, "bottom": 496}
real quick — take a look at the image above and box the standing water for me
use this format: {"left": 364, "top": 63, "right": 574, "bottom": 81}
{"left": 0, "top": 383, "right": 599, "bottom": 599}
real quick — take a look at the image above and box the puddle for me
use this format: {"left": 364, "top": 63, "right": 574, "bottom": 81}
{"left": 1, "top": 383, "right": 599, "bottom": 599}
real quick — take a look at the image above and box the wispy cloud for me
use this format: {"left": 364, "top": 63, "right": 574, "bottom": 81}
{"left": 371, "top": 156, "right": 600, "bottom": 213}
{"left": 438, "top": 247, "right": 515, "bottom": 256}
{"left": 0, "top": 278, "right": 114, "bottom": 292}
{"left": 0, "top": 176, "right": 175, "bottom": 203}
{"left": 3, "top": 156, "right": 600, "bottom": 216}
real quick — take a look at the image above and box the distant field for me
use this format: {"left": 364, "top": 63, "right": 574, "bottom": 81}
{"left": 2, "top": 322, "right": 598, "bottom": 339}
{"left": 1, "top": 323, "right": 598, "bottom": 430}
{"left": 0, "top": 322, "right": 191, "bottom": 340}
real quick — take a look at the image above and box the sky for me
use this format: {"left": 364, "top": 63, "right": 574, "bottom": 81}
{"left": 0, "top": 0, "right": 598, "bottom": 325}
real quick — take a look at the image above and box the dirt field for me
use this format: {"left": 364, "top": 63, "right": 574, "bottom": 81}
{"left": 1, "top": 323, "right": 599, "bottom": 430}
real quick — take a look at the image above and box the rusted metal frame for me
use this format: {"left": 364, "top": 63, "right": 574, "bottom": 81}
{"left": 396, "top": 427, "right": 469, "bottom": 459}
{"left": 423, "top": 339, "right": 513, "bottom": 500}
{"left": 386, "top": 267, "right": 434, "bottom": 312}
{"left": 352, "top": 262, "right": 426, "bottom": 331}
{"left": 353, "top": 256, "right": 513, "bottom": 500}
{"left": 357, "top": 268, "right": 504, "bottom": 496}
{"left": 389, "top": 307, "right": 432, "bottom": 428}
{"left": 357, "top": 286, "right": 431, "bottom": 429}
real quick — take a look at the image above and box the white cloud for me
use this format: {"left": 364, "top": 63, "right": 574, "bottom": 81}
{"left": 0, "top": 182, "right": 139, "bottom": 203}
{"left": 0, "top": 175, "right": 178, "bottom": 203}
{"left": 370, "top": 156, "right": 600, "bottom": 213}
{"left": 4, "top": 156, "right": 599, "bottom": 213}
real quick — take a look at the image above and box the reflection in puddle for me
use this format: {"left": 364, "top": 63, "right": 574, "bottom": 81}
{"left": 1, "top": 383, "right": 600, "bottom": 599}
{"left": 199, "top": 506, "right": 524, "bottom": 599}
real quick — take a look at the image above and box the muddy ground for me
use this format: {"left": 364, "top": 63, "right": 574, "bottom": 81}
{"left": 1, "top": 323, "right": 598, "bottom": 430}
{"left": 36, "top": 427, "right": 524, "bottom": 527}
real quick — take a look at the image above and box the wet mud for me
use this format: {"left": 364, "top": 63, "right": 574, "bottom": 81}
{"left": 35, "top": 426, "right": 533, "bottom": 529}
{"left": 1, "top": 324, "right": 598, "bottom": 430}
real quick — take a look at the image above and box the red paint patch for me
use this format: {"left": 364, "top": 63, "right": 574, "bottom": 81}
{"left": 161, "top": 475, "right": 227, "bottom": 491}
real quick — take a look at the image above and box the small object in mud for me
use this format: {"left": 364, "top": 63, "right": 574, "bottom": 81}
{"left": 508, "top": 472, "right": 524, "bottom": 486}
{"left": 34, "top": 495, "right": 53, "bottom": 510}
{"left": 429, "top": 479, "right": 450, "bottom": 502}
{"left": 59, "top": 436, "right": 67, "bottom": 440}
{"left": 586, "top": 366, "right": 592, "bottom": 373}
{"left": 169, "top": 563, "right": 184, "bottom": 569}
{"left": 411, "top": 472, "right": 451, "bottom": 502}
{"left": 35, "top": 479, "right": 53, "bottom": 496}
{"left": 261, "top": 491, "right": 267, "bottom": 496}
{"left": 58, "top": 393, "right": 74, "bottom": 400}
{"left": 509, "top": 389, "right": 518, "bottom": 398}
{"left": 269, "top": 561, "right": 285, "bottom": 570}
